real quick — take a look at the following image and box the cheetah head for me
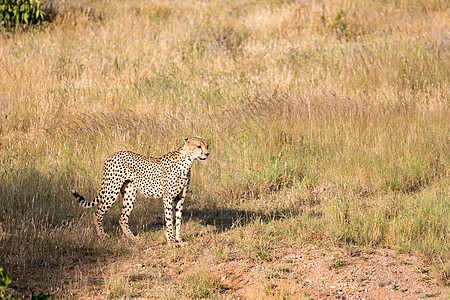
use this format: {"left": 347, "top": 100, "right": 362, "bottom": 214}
{"left": 183, "top": 137, "right": 210, "bottom": 161}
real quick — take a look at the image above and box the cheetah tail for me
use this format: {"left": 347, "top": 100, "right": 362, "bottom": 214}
{"left": 71, "top": 189, "right": 97, "bottom": 208}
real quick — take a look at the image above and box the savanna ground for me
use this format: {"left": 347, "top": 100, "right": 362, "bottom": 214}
{"left": 0, "top": 0, "right": 449, "bottom": 298}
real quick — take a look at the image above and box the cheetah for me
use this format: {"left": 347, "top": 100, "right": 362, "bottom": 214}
{"left": 71, "top": 137, "right": 210, "bottom": 243}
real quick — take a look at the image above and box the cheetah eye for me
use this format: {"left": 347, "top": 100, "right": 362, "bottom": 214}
{"left": 197, "top": 145, "right": 202, "bottom": 149}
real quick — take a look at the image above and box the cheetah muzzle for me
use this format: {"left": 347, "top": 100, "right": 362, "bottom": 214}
{"left": 71, "top": 137, "right": 210, "bottom": 244}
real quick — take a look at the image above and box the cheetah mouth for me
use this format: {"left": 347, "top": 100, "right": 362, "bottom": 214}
{"left": 198, "top": 157, "right": 207, "bottom": 161}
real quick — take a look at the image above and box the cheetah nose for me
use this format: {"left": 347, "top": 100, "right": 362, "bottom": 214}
{"left": 205, "top": 153, "right": 210, "bottom": 157}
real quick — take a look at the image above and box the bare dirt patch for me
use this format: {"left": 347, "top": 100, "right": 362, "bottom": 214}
{"left": 211, "top": 246, "right": 448, "bottom": 299}
{"left": 61, "top": 240, "right": 448, "bottom": 299}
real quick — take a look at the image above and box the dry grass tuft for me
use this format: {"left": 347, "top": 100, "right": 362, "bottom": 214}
{"left": 0, "top": 0, "right": 448, "bottom": 297}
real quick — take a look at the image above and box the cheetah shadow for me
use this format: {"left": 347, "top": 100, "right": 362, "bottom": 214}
{"left": 130, "top": 198, "right": 304, "bottom": 236}
{"left": 185, "top": 206, "right": 303, "bottom": 233}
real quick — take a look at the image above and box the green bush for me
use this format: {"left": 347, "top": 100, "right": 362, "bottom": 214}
{"left": 0, "top": 0, "right": 45, "bottom": 30}
{"left": 0, "top": 266, "right": 13, "bottom": 299}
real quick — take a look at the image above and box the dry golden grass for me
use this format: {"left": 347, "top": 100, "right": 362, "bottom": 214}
{"left": 0, "top": 0, "right": 449, "bottom": 297}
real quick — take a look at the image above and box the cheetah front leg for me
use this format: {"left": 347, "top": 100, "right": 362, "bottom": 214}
{"left": 163, "top": 195, "right": 176, "bottom": 243}
{"left": 174, "top": 186, "right": 187, "bottom": 243}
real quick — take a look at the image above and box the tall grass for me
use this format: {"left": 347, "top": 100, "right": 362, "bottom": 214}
{"left": 0, "top": 0, "right": 449, "bottom": 295}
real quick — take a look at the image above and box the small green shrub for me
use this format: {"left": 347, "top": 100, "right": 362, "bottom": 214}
{"left": 329, "top": 260, "right": 350, "bottom": 269}
{"left": 319, "top": 9, "right": 362, "bottom": 40}
{"left": 0, "top": 266, "right": 13, "bottom": 299}
{"left": 31, "top": 291, "right": 53, "bottom": 300}
{"left": 0, "top": 0, "right": 45, "bottom": 30}
{"left": 329, "top": 10, "right": 348, "bottom": 38}
{"left": 182, "top": 266, "right": 224, "bottom": 299}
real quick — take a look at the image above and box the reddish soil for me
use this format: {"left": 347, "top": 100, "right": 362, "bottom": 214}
{"left": 210, "top": 246, "right": 448, "bottom": 299}
{"left": 44, "top": 242, "right": 449, "bottom": 299}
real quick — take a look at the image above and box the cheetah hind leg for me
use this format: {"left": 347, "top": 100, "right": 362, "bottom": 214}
{"left": 119, "top": 180, "right": 137, "bottom": 238}
{"left": 93, "top": 179, "right": 122, "bottom": 237}
{"left": 93, "top": 210, "right": 107, "bottom": 237}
